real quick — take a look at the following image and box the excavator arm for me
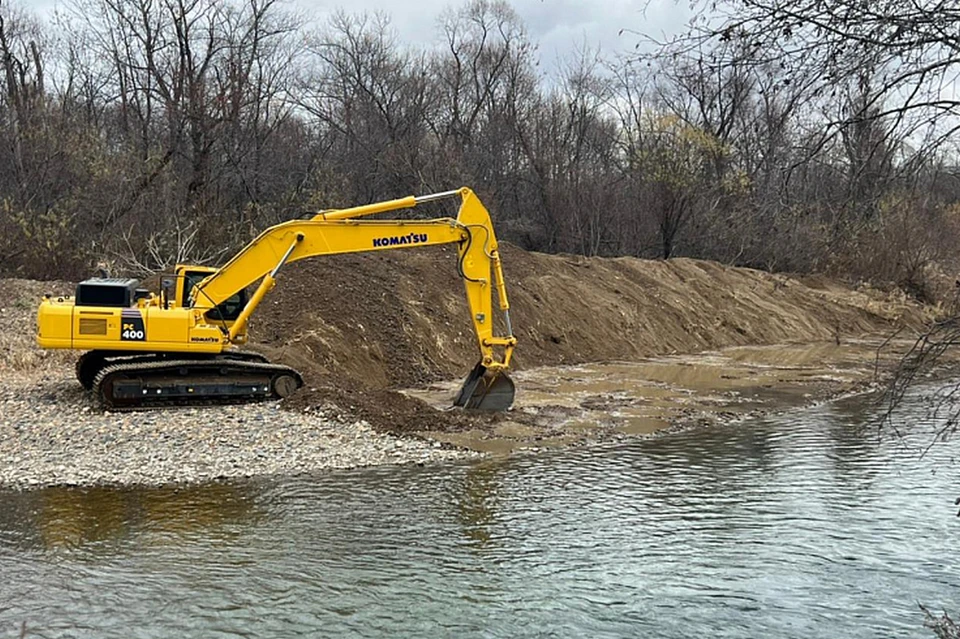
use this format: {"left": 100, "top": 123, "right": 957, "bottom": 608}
{"left": 192, "top": 187, "right": 517, "bottom": 409}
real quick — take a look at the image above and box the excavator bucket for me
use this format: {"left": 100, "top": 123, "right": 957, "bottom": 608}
{"left": 453, "top": 362, "right": 516, "bottom": 411}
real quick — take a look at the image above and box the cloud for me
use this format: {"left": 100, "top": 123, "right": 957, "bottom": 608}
{"left": 28, "top": 0, "right": 692, "bottom": 75}
{"left": 293, "top": 0, "right": 691, "bottom": 74}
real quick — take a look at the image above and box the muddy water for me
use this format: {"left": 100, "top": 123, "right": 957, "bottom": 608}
{"left": 413, "top": 341, "right": 894, "bottom": 451}
{"left": 1, "top": 386, "right": 958, "bottom": 637}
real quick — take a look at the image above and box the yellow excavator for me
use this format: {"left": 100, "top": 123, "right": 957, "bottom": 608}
{"left": 36, "top": 187, "right": 517, "bottom": 411}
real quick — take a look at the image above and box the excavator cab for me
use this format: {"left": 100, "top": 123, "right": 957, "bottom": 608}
{"left": 165, "top": 266, "right": 246, "bottom": 319}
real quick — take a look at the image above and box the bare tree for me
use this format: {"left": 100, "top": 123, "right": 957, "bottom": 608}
{"left": 0, "top": 0, "right": 46, "bottom": 193}
{"left": 299, "top": 11, "right": 432, "bottom": 201}
{"left": 661, "top": 0, "right": 960, "bottom": 147}
{"left": 429, "top": 0, "right": 539, "bottom": 221}
{"left": 0, "top": 0, "right": 957, "bottom": 292}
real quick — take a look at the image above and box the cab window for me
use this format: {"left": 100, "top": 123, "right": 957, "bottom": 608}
{"left": 181, "top": 271, "right": 246, "bottom": 321}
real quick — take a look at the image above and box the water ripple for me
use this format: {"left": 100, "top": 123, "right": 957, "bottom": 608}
{"left": 0, "top": 392, "right": 958, "bottom": 637}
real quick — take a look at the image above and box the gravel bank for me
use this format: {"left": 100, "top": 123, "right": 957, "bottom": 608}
{"left": 0, "top": 372, "right": 475, "bottom": 490}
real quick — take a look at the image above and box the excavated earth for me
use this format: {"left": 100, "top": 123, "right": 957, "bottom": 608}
{"left": 253, "top": 244, "right": 936, "bottom": 437}
{"left": 0, "top": 245, "right": 947, "bottom": 487}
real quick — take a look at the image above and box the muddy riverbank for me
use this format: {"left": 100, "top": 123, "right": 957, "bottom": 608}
{"left": 0, "top": 247, "right": 945, "bottom": 488}
{"left": 404, "top": 339, "right": 926, "bottom": 452}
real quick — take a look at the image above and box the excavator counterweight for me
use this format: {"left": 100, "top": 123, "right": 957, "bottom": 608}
{"left": 37, "top": 187, "right": 517, "bottom": 411}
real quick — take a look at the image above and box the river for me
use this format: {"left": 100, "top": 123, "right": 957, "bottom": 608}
{"left": 1, "top": 389, "right": 957, "bottom": 637}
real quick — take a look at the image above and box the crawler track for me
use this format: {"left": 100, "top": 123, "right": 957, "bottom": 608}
{"left": 83, "top": 352, "right": 303, "bottom": 410}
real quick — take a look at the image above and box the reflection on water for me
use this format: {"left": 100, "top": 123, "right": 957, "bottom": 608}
{"left": 456, "top": 463, "right": 501, "bottom": 548}
{"left": 0, "top": 483, "right": 260, "bottom": 552}
{"left": 0, "top": 390, "right": 957, "bottom": 638}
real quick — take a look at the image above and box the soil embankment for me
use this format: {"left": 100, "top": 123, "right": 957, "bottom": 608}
{"left": 250, "top": 244, "right": 931, "bottom": 434}
{"left": 256, "top": 245, "right": 927, "bottom": 383}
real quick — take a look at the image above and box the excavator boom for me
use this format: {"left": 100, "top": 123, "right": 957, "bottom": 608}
{"left": 37, "top": 187, "right": 517, "bottom": 411}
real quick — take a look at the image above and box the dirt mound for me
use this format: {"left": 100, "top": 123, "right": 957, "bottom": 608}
{"left": 280, "top": 376, "right": 509, "bottom": 436}
{"left": 246, "top": 244, "right": 930, "bottom": 433}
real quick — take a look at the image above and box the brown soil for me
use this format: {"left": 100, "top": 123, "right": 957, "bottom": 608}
{"left": 243, "top": 243, "right": 932, "bottom": 435}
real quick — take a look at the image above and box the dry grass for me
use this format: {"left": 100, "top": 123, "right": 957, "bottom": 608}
{"left": 0, "top": 279, "right": 75, "bottom": 374}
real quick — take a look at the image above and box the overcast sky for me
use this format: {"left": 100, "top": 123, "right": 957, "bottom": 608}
{"left": 287, "top": 0, "right": 692, "bottom": 71}
{"left": 28, "top": 0, "right": 692, "bottom": 76}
